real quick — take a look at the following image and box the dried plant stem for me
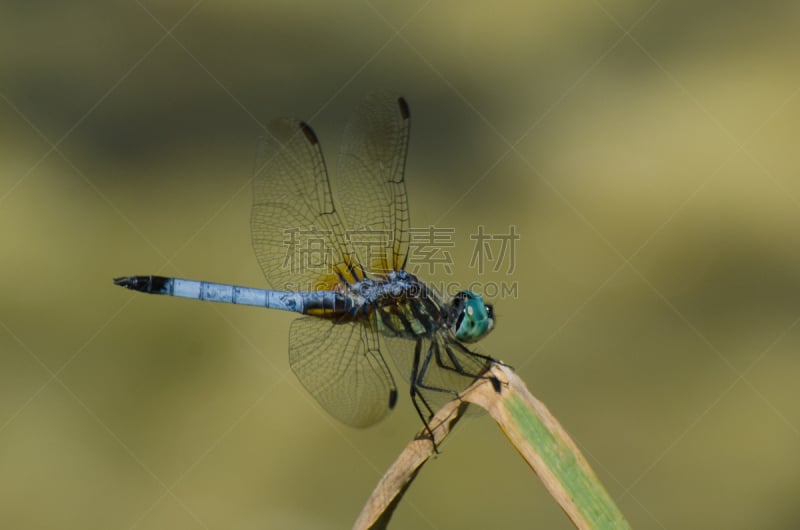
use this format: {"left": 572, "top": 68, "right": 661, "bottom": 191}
{"left": 354, "top": 363, "right": 631, "bottom": 530}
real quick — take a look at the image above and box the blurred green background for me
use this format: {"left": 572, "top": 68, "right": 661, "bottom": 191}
{"left": 2, "top": 1, "right": 799, "bottom": 528}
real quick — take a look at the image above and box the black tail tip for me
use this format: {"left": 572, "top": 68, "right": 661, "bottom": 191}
{"left": 114, "top": 275, "right": 170, "bottom": 294}
{"left": 115, "top": 276, "right": 149, "bottom": 291}
{"left": 113, "top": 276, "right": 153, "bottom": 291}
{"left": 114, "top": 276, "right": 133, "bottom": 288}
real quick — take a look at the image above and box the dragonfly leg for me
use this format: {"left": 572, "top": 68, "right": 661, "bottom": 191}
{"left": 410, "top": 341, "right": 502, "bottom": 451}
{"left": 453, "top": 343, "right": 508, "bottom": 393}
{"left": 413, "top": 339, "right": 488, "bottom": 448}
{"left": 416, "top": 344, "right": 466, "bottom": 398}
{"left": 409, "top": 339, "right": 439, "bottom": 449}
{"left": 439, "top": 342, "right": 503, "bottom": 394}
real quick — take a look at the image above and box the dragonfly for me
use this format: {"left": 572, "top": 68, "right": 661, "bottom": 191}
{"left": 115, "top": 93, "right": 498, "bottom": 441}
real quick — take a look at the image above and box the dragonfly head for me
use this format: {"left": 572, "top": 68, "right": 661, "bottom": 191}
{"left": 450, "top": 290, "right": 495, "bottom": 343}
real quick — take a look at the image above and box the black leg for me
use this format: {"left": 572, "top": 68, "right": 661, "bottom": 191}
{"left": 409, "top": 339, "right": 505, "bottom": 452}
{"left": 439, "top": 341, "right": 504, "bottom": 394}
{"left": 409, "top": 339, "right": 439, "bottom": 450}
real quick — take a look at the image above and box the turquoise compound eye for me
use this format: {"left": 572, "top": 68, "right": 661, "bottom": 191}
{"left": 453, "top": 291, "right": 495, "bottom": 343}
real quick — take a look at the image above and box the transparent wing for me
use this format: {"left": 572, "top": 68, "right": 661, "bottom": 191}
{"left": 382, "top": 332, "right": 491, "bottom": 415}
{"left": 252, "top": 119, "right": 356, "bottom": 292}
{"left": 289, "top": 317, "right": 398, "bottom": 428}
{"left": 337, "top": 92, "right": 411, "bottom": 274}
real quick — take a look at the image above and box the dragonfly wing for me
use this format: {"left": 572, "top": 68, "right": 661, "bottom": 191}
{"left": 288, "top": 316, "right": 398, "bottom": 427}
{"left": 337, "top": 92, "right": 411, "bottom": 274}
{"left": 252, "top": 119, "right": 354, "bottom": 292}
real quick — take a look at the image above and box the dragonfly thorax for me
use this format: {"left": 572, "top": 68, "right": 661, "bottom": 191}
{"left": 347, "top": 271, "right": 447, "bottom": 339}
{"left": 344, "top": 272, "right": 495, "bottom": 344}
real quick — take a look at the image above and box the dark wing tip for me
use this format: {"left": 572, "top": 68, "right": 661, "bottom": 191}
{"left": 388, "top": 388, "right": 398, "bottom": 409}
{"left": 298, "top": 122, "right": 319, "bottom": 144}
{"left": 397, "top": 97, "right": 410, "bottom": 120}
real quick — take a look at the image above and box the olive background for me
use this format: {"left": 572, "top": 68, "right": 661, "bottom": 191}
{"left": 2, "top": 1, "right": 799, "bottom": 529}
